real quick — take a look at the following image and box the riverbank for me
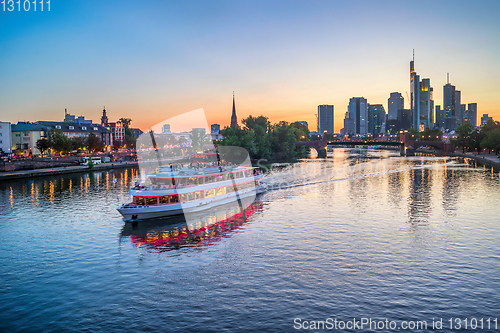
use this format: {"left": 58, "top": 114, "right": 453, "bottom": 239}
{"left": 451, "top": 152, "right": 500, "bottom": 170}
{"left": 0, "top": 161, "right": 138, "bottom": 181}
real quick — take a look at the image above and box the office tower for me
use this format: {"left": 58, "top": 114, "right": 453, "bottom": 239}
{"left": 410, "top": 52, "right": 433, "bottom": 129}
{"left": 368, "top": 104, "right": 385, "bottom": 134}
{"left": 341, "top": 117, "right": 355, "bottom": 136}
{"left": 211, "top": 124, "right": 220, "bottom": 134}
{"left": 318, "top": 105, "right": 334, "bottom": 134}
{"left": 481, "top": 114, "right": 492, "bottom": 127}
{"left": 435, "top": 105, "right": 446, "bottom": 129}
{"left": 466, "top": 103, "right": 477, "bottom": 127}
{"left": 162, "top": 124, "right": 171, "bottom": 133}
{"left": 443, "top": 73, "right": 458, "bottom": 130}
{"left": 398, "top": 109, "right": 412, "bottom": 131}
{"left": 454, "top": 91, "right": 462, "bottom": 123}
{"left": 388, "top": 92, "right": 404, "bottom": 121}
{"left": 430, "top": 87, "right": 434, "bottom": 127}
{"left": 230, "top": 92, "right": 238, "bottom": 127}
{"left": 347, "top": 97, "right": 368, "bottom": 134}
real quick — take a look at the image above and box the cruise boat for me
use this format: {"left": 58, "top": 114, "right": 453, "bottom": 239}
{"left": 117, "top": 164, "right": 266, "bottom": 221}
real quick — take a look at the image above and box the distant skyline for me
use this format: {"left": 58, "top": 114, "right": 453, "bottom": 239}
{"left": 1, "top": 0, "right": 499, "bottom": 132}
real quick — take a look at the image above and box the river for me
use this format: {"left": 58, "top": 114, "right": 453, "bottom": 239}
{"left": 1, "top": 149, "right": 499, "bottom": 332}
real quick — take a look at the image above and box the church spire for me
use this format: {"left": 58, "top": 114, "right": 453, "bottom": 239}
{"left": 230, "top": 91, "right": 238, "bottom": 127}
{"left": 101, "top": 106, "right": 108, "bottom": 126}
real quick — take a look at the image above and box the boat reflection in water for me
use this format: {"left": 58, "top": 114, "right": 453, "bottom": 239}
{"left": 121, "top": 196, "right": 263, "bottom": 252}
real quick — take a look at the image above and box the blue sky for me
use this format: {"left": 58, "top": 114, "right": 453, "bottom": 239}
{"left": 1, "top": 0, "right": 499, "bottom": 131}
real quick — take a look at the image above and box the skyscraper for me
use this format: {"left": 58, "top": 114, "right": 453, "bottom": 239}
{"left": 454, "top": 90, "right": 462, "bottom": 122}
{"left": 230, "top": 92, "right": 238, "bottom": 127}
{"left": 347, "top": 97, "right": 368, "bottom": 134}
{"left": 317, "top": 105, "right": 334, "bottom": 134}
{"left": 442, "top": 74, "right": 458, "bottom": 130}
{"left": 481, "top": 114, "right": 492, "bottom": 127}
{"left": 466, "top": 103, "right": 477, "bottom": 127}
{"left": 388, "top": 92, "right": 404, "bottom": 121}
{"left": 435, "top": 105, "right": 446, "bottom": 129}
{"left": 410, "top": 52, "right": 433, "bottom": 130}
{"left": 368, "top": 104, "right": 385, "bottom": 135}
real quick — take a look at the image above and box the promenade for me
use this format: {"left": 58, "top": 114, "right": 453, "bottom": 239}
{"left": 0, "top": 161, "right": 138, "bottom": 181}
{"left": 452, "top": 152, "right": 500, "bottom": 169}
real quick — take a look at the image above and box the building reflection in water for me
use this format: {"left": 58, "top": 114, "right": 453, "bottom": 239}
{"left": 121, "top": 199, "right": 263, "bottom": 253}
{"left": 0, "top": 168, "right": 139, "bottom": 211}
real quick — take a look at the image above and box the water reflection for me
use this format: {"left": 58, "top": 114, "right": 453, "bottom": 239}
{"left": 121, "top": 199, "right": 263, "bottom": 253}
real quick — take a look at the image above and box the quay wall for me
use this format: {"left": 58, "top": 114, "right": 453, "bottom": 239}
{"left": 0, "top": 162, "right": 138, "bottom": 182}
{"left": 451, "top": 152, "right": 500, "bottom": 170}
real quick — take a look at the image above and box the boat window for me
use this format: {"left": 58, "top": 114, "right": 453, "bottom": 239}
{"left": 216, "top": 174, "right": 224, "bottom": 182}
{"left": 160, "top": 195, "right": 169, "bottom": 205}
{"left": 170, "top": 194, "right": 179, "bottom": 203}
{"left": 134, "top": 197, "right": 145, "bottom": 205}
{"left": 244, "top": 170, "right": 252, "bottom": 177}
{"left": 198, "top": 177, "right": 204, "bottom": 185}
{"left": 195, "top": 191, "right": 204, "bottom": 199}
{"left": 187, "top": 192, "right": 195, "bottom": 201}
{"left": 146, "top": 197, "right": 157, "bottom": 206}
{"left": 179, "top": 194, "right": 186, "bottom": 202}
{"left": 188, "top": 177, "right": 196, "bottom": 186}
{"left": 216, "top": 187, "right": 226, "bottom": 196}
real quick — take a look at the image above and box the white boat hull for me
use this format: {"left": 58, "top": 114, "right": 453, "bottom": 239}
{"left": 118, "top": 186, "right": 265, "bottom": 221}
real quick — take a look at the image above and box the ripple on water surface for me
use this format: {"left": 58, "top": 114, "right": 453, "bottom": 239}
{"left": 0, "top": 153, "right": 500, "bottom": 332}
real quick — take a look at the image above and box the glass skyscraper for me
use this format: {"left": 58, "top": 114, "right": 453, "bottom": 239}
{"left": 317, "top": 105, "right": 334, "bottom": 134}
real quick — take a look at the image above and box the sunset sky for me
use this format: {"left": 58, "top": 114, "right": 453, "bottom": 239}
{"left": 1, "top": 0, "right": 499, "bottom": 133}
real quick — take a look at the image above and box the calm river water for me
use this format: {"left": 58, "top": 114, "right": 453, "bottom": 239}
{"left": 1, "top": 150, "right": 499, "bottom": 332}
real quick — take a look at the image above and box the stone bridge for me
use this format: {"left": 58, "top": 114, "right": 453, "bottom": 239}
{"left": 295, "top": 132, "right": 453, "bottom": 157}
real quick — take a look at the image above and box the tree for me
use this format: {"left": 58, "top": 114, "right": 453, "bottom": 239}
{"left": 451, "top": 123, "right": 475, "bottom": 153}
{"left": 117, "top": 118, "right": 136, "bottom": 149}
{"left": 86, "top": 133, "right": 103, "bottom": 152}
{"left": 87, "top": 156, "right": 94, "bottom": 169}
{"left": 70, "top": 137, "right": 85, "bottom": 151}
{"left": 190, "top": 129, "right": 208, "bottom": 152}
{"left": 480, "top": 128, "right": 500, "bottom": 154}
{"left": 36, "top": 138, "right": 50, "bottom": 155}
{"left": 48, "top": 129, "right": 71, "bottom": 154}
{"left": 117, "top": 118, "right": 132, "bottom": 129}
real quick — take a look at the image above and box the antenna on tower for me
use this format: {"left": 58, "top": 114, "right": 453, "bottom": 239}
{"left": 447, "top": 73, "right": 449, "bottom": 84}
{"left": 412, "top": 49, "right": 414, "bottom": 61}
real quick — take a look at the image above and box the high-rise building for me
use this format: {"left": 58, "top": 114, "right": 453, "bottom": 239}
{"left": 162, "top": 124, "right": 171, "bottom": 134}
{"left": 341, "top": 117, "right": 355, "bottom": 136}
{"left": 368, "top": 104, "right": 385, "bottom": 135}
{"left": 466, "top": 103, "right": 477, "bottom": 127}
{"left": 454, "top": 91, "right": 462, "bottom": 122}
{"left": 347, "top": 97, "right": 368, "bottom": 134}
{"left": 481, "top": 114, "right": 492, "bottom": 127}
{"left": 317, "top": 105, "right": 334, "bottom": 134}
{"left": 298, "top": 121, "right": 308, "bottom": 130}
{"left": 398, "top": 109, "right": 412, "bottom": 131}
{"left": 211, "top": 124, "right": 220, "bottom": 134}
{"left": 388, "top": 92, "right": 404, "bottom": 121}
{"left": 435, "top": 105, "right": 446, "bottom": 129}
{"left": 410, "top": 52, "right": 433, "bottom": 130}
{"left": 230, "top": 92, "right": 238, "bottom": 127}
